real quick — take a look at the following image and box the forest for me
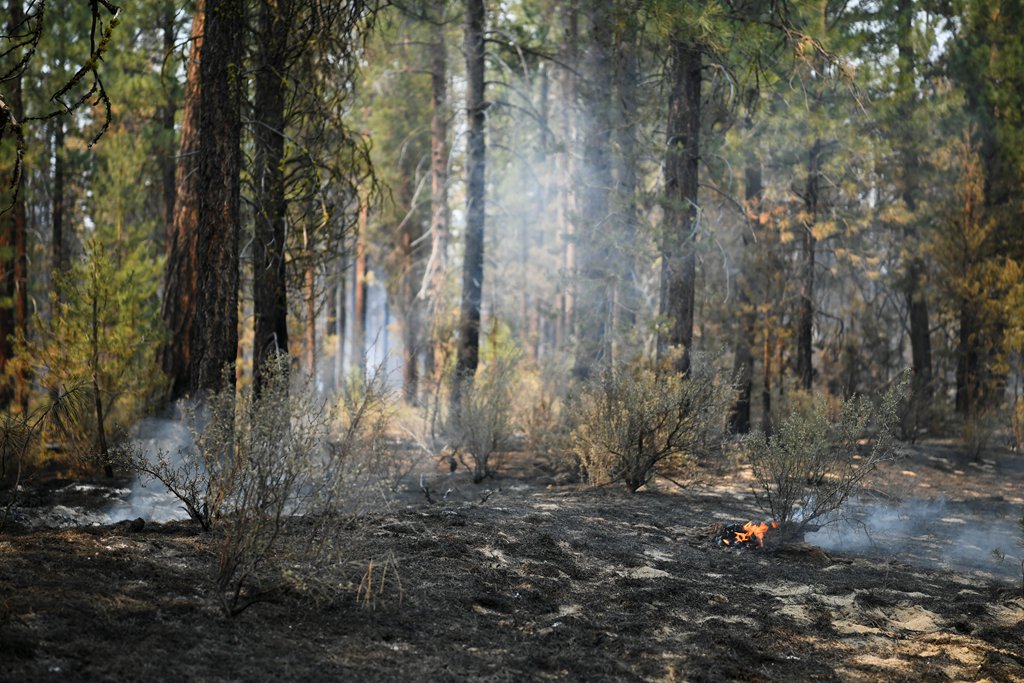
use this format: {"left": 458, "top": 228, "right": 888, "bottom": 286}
{"left": 1, "top": 1, "right": 1024, "bottom": 681}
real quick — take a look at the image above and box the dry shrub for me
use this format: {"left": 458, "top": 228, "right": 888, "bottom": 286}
{"left": 571, "top": 355, "right": 732, "bottom": 492}
{"left": 746, "top": 375, "right": 907, "bottom": 544}
{"left": 448, "top": 354, "right": 518, "bottom": 483}
{"left": 515, "top": 351, "right": 574, "bottom": 473}
{"left": 119, "top": 355, "right": 392, "bottom": 616}
{"left": 961, "top": 408, "right": 1000, "bottom": 461}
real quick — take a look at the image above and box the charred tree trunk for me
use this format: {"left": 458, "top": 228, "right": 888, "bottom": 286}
{"left": 572, "top": 1, "right": 615, "bottom": 380}
{"left": 796, "top": 140, "right": 820, "bottom": 392}
{"left": 452, "top": 0, "right": 486, "bottom": 406}
{"left": 252, "top": 0, "right": 292, "bottom": 392}
{"left": 0, "top": 1, "right": 26, "bottom": 411}
{"left": 728, "top": 121, "right": 761, "bottom": 434}
{"left": 658, "top": 39, "right": 701, "bottom": 375}
{"left": 612, "top": 8, "right": 638, "bottom": 351}
{"left": 161, "top": 3, "right": 205, "bottom": 400}
{"left": 190, "top": 0, "right": 244, "bottom": 394}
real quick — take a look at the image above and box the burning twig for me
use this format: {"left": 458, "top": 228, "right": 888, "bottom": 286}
{"left": 715, "top": 521, "right": 779, "bottom": 549}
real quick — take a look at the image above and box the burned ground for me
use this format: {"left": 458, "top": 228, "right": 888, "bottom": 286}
{"left": 1, "top": 443, "right": 1023, "bottom": 682}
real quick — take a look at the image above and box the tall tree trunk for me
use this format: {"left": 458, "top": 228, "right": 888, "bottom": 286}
{"left": 304, "top": 244, "right": 316, "bottom": 379}
{"left": 956, "top": 303, "right": 979, "bottom": 416}
{"left": 11, "top": 0, "right": 27, "bottom": 413}
{"left": 52, "top": 120, "right": 65, "bottom": 284}
{"left": 453, "top": 0, "right": 486, "bottom": 406}
{"left": 0, "top": 0, "right": 25, "bottom": 411}
{"left": 612, "top": 7, "right": 638, "bottom": 354}
{"left": 252, "top": 0, "right": 292, "bottom": 392}
{"left": 896, "top": 0, "right": 932, "bottom": 404}
{"left": 190, "top": 0, "right": 244, "bottom": 394}
{"left": 555, "top": 0, "right": 577, "bottom": 353}
{"left": 353, "top": 203, "right": 368, "bottom": 378}
{"left": 658, "top": 39, "right": 701, "bottom": 375}
{"left": 159, "top": 5, "right": 178, "bottom": 250}
{"left": 573, "top": 1, "right": 615, "bottom": 380}
{"left": 728, "top": 119, "right": 761, "bottom": 434}
{"left": 796, "top": 140, "right": 820, "bottom": 391}
{"left": 161, "top": 2, "right": 205, "bottom": 400}
{"left": 420, "top": 19, "right": 450, "bottom": 389}
{"left": 399, "top": 188, "right": 422, "bottom": 404}
{"left": 762, "top": 324, "right": 773, "bottom": 434}
{"left": 332, "top": 257, "right": 346, "bottom": 389}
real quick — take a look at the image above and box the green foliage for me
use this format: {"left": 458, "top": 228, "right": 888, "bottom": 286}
{"left": 571, "top": 355, "right": 732, "bottom": 492}
{"left": 1, "top": 386, "right": 86, "bottom": 530}
{"left": 13, "top": 237, "right": 165, "bottom": 458}
{"left": 746, "top": 375, "right": 908, "bottom": 542}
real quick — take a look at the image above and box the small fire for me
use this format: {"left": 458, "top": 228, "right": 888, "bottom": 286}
{"left": 715, "top": 520, "right": 780, "bottom": 549}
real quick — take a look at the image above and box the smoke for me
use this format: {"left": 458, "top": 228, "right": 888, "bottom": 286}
{"left": 807, "top": 496, "right": 1024, "bottom": 580}
{"left": 101, "top": 417, "right": 195, "bottom": 524}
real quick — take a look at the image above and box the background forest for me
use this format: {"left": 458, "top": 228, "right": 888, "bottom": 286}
{"left": 1, "top": 0, "right": 1023, "bottom": 475}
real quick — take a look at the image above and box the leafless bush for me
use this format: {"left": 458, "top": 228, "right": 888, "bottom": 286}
{"left": 746, "top": 375, "right": 907, "bottom": 545}
{"left": 119, "top": 355, "right": 393, "bottom": 616}
{"left": 571, "top": 355, "right": 733, "bottom": 492}
{"left": 447, "top": 354, "right": 518, "bottom": 483}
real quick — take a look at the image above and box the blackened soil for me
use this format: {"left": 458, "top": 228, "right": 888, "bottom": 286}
{"left": 1, "top": 444, "right": 1023, "bottom": 682}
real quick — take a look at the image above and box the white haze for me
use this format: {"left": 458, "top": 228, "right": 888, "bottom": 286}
{"left": 101, "top": 417, "right": 195, "bottom": 524}
{"left": 807, "top": 496, "right": 1024, "bottom": 580}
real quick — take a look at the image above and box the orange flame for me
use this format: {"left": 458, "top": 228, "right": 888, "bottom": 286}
{"left": 732, "top": 521, "right": 779, "bottom": 548}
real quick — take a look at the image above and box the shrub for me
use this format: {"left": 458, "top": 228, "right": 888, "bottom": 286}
{"left": 571, "top": 355, "right": 733, "bottom": 492}
{"left": 119, "top": 355, "right": 392, "bottom": 615}
{"left": 516, "top": 352, "right": 575, "bottom": 474}
{"left": 746, "top": 375, "right": 907, "bottom": 545}
{"left": 447, "top": 353, "right": 518, "bottom": 483}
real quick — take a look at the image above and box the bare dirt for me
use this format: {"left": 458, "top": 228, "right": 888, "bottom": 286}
{"left": 2, "top": 442, "right": 1023, "bottom": 682}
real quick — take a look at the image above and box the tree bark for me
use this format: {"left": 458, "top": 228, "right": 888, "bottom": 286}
{"left": 796, "top": 140, "right": 820, "bottom": 391}
{"left": 190, "top": 0, "right": 244, "bottom": 395}
{"left": 728, "top": 120, "right": 761, "bottom": 434}
{"left": 0, "top": 0, "right": 25, "bottom": 410}
{"left": 353, "top": 202, "right": 368, "bottom": 378}
{"left": 896, "top": 0, "right": 932, "bottom": 403}
{"left": 555, "top": 0, "right": 577, "bottom": 353}
{"left": 612, "top": 7, "right": 639, "bottom": 352}
{"left": 159, "top": 6, "right": 178, "bottom": 250}
{"left": 453, "top": 0, "right": 487, "bottom": 406}
{"left": 252, "top": 0, "right": 292, "bottom": 392}
{"left": 420, "top": 18, "right": 450, "bottom": 388}
{"left": 658, "top": 39, "right": 701, "bottom": 375}
{"left": 573, "top": 1, "right": 615, "bottom": 380}
{"left": 160, "top": 3, "right": 205, "bottom": 400}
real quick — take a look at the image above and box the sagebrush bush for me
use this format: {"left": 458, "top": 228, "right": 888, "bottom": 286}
{"left": 447, "top": 354, "right": 518, "bottom": 483}
{"left": 120, "top": 355, "right": 393, "bottom": 615}
{"left": 746, "top": 374, "right": 907, "bottom": 544}
{"left": 515, "top": 351, "right": 574, "bottom": 473}
{"left": 571, "top": 355, "right": 732, "bottom": 492}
